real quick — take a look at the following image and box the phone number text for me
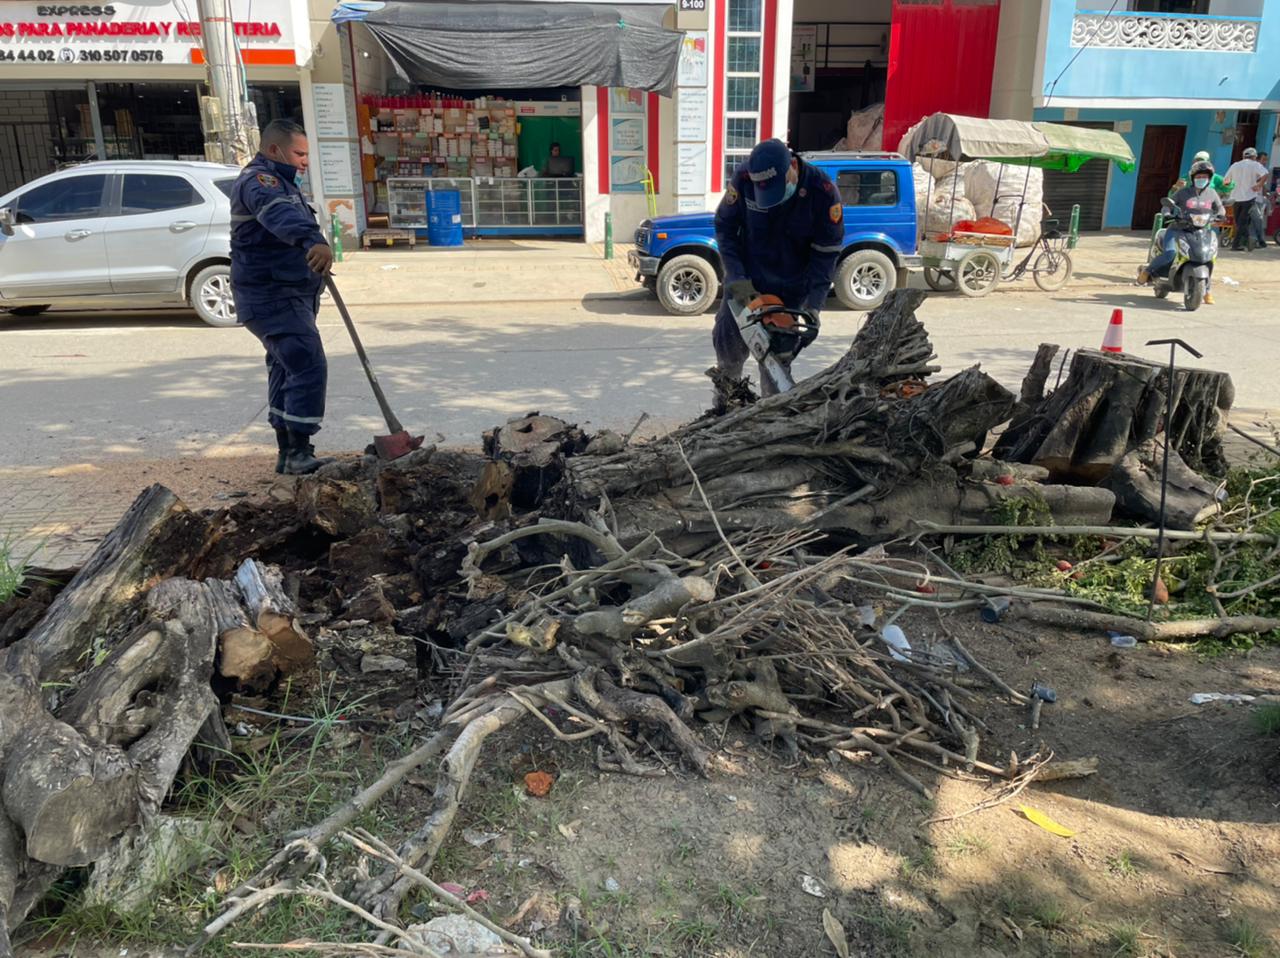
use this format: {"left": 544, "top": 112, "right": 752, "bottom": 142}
{"left": 0, "top": 47, "right": 164, "bottom": 62}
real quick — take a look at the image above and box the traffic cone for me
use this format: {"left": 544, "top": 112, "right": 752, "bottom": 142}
{"left": 1101, "top": 309, "right": 1124, "bottom": 353}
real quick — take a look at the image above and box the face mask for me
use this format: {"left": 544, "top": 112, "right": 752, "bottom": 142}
{"left": 1193, "top": 178, "right": 1209, "bottom": 190}
{"left": 294, "top": 171, "right": 305, "bottom": 188}
{"left": 781, "top": 181, "right": 797, "bottom": 204}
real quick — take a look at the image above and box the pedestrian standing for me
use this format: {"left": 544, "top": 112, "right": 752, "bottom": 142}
{"left": 1222, "top": 147, "right": 1269, "bottom": 250}
{"left": 230, "top": 120, "right": 335, "bottom": 474}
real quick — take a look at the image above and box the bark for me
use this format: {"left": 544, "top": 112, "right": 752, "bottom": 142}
{"left": 295, "top": 477, "right": 377, "bottom": 538}
{"left": 481, "top": 413, "right": 588, "bottom": 514}
{"left": 1012, "top": 603, "right": 1280, "bottom": 642}
{"left": 573, "top": 576, "right": 716, "bottom": 641}
{"left": 995, "top": 348, "right": 1234, "bottom": 481}
{"left": 19, "top": 485, "right": 207, "bottom": 684}
{"left": 1106, "top": 438, "right": 1222, "bottom": 530}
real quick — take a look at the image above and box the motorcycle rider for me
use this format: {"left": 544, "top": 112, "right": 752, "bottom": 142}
{"left": 1139, "top": 159, "right": 1224, "bottom": 304}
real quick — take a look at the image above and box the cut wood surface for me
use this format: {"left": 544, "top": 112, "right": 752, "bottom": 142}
{"left": 235, "top": 559, "right": 312, "bottom": 672}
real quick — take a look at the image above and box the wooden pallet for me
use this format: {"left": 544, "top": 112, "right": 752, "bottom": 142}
{"left": 361, "top": 228, "right": 417, "bottom": 249}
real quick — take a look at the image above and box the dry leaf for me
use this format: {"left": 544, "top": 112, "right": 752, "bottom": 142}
{"left": 822, "top": 908, "right": 849, "bottom": 958}
{"left": 799, "top": 874, "right": 826, "bottom": 898}
{"left": 1018, "top": 805, "right": 1075, "bottom": 837}
{"left": 557, "top": 822, "right": 578, "bottom": 841}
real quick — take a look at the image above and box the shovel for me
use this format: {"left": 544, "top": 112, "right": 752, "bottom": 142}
{"left": 325, "top": 276, "right": 424, "bottom": 461}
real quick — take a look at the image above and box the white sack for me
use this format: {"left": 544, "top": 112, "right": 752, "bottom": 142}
{"left": 846, "top": 103, "right": 884, "bottom": 152}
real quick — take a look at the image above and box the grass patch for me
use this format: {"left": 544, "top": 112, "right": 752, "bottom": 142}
{"left": 0, "top": 531, "right": 37, "bottom": 604}
{"left": 1108, "top": 920, "right": 1146, "bottom": 956}
{"left": 1253, "top": 703, "right": 1280, "bottom": 736}
{"left": 1106, "top": 849, "right": 1140, "bottom": 879}
{"left": 1226, "top": 918, "right": 1273, "bottom": 957}
{"left": 944, "top": 833, "right": 990, "bottom": 858}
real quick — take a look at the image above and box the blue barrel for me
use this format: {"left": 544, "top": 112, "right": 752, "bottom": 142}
{"left": 426, "top": 190, "right": 464, "bottom": 246}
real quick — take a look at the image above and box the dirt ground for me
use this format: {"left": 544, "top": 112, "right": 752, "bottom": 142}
{"left": 394, "top": 610, "right": 1279, "bottom": 958}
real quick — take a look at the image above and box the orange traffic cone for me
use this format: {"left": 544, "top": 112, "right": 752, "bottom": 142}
{"left": 1101, "top": 309, "right": 1124, "bottom": 353}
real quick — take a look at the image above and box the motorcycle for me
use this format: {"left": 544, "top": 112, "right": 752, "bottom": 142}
{"left": 1145, "top": 196, "right": 1219, "bottom": 312}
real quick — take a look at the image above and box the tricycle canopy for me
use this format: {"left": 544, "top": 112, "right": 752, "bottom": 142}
{"left": 901, "top": 112, "right": 1135, "bottom": 173}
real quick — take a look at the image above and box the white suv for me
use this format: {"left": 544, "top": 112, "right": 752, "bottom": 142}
{"left": 0, "top": 160, "right": 240, "bottom": 327}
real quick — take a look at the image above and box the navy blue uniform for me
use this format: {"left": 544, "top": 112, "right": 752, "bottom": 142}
{"left": 711, "top": 157, "right": 844, "bottom": 391}
{"left": 231, "top": 154, "right": 330, "bottom": 437}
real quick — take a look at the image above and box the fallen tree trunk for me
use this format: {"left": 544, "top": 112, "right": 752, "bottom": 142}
{"left": 20, "top": 484, "right": 208, "bottom": 685}
{"left": 1, "top": 577, "right": 225, "bottom": 950}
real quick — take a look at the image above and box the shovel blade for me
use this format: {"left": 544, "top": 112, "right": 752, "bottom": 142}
{"left": 373, "top": 430, "right": 424, "bottom": 461}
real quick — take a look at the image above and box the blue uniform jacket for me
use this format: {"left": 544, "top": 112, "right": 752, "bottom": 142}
{"left": 230, "top": 155, "right": 328, "bottom": 328}
{"left": 714, "top": 157, "right": 845, "bottom": 312}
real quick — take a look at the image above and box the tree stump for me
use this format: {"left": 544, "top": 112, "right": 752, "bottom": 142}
{"left": 994, "top": 348, "right": 1234, "bottom": 482}
{"left": 477, "top": 413, "right": 588, "bottom": 516}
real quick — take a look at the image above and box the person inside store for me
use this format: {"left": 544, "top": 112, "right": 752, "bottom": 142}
{"left": 230, "top": 118, "right": 335, "bottom": 475}
{"left": 1222, "top": 146, "right": 1270, "bottom": 250}
{"left": 543, "top": 142, "right": 574, "bottom": 177}
{"left": 712, "top": 138, "right": 844, "bottom": 399}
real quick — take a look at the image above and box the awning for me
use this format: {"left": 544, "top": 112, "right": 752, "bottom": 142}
{"left": 333, "top": 1, "right": 683, "bottom": 96}
{"left": 900, "top": 113, "right": 1050, "bottom": 163}
{"left": 1029, "top": 122, "right": 1137, "bottom": 173}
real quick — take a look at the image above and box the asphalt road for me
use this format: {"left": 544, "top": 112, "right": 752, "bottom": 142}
{"left": 2, "top": 279, "right": 1279, "bottom": 469}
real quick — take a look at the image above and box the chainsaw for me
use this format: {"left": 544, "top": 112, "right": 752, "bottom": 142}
{"left": 727, "top": 294, "right": 820, "bottom": 394}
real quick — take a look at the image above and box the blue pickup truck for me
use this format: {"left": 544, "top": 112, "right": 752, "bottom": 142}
{"left": 628, "top": 151, "right": 920, "bottom": 315}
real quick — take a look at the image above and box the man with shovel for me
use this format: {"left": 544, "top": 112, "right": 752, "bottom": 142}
{"left": 230, "top": 119, "right": 334, "bottom": 475}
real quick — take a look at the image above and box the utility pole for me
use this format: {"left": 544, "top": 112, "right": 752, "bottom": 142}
{"left": 195, "top": 0, "right": 258, "bottom": 165}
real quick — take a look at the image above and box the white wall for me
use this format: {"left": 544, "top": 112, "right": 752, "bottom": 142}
{"left": 990, "top": 0, "right": 1047, "bottom": 120}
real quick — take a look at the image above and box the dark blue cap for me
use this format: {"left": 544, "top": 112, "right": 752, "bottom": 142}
{"left": 748, "top": 139, "right": 793, "bottom": 209}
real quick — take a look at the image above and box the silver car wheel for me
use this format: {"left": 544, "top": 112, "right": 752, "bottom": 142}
{"left": 668, "top": 267, "right": 706, "bottom": 307}
{"left": 850, "top": 262, "right": 888, "bottom": 301}
{"left": 199, "top": 272, "right": 236, "bottom": 325}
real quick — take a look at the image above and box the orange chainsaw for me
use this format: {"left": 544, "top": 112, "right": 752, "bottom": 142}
{"left": 728, "top": 293, "right": 820, "bottom": 394}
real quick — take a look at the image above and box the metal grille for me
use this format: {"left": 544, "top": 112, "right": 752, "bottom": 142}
{"left": 386, "top": 177, "right": 582, "bottom": 230}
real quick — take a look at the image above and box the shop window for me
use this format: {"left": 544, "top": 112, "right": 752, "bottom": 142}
{"left": 727, "top": 37, "right": 761, "bottom": 73}
{"left": 15, "top": 174, "right": 108, "bottom": 223}
{"left": 837, "top": 170, "right": 898, "bottom": 207}
{"left": 120, "top": 174, "right": 200, "bottom": 214}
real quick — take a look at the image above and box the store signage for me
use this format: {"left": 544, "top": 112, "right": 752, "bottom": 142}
{"left": 790, "top": 25, "right": 816, "bottom": 94}
{"left": 676, "top": 142, "right": 706, "bottom": 195}
{"left": 676, "top": 86, "right": 706, "bottom": 142}
{"left": 317, "top": 141, "right": 357, "bottom": 196}
{"left": 0, "top": 1, "right": 294, "bottom": 65}
{"left": 677, "top": 31, "right": 707, "bottom": 86}
{"left": 313, "top": 83, "right": 351, "bottom": 139}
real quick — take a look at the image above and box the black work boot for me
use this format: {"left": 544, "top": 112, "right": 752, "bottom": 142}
{"left": 274, "top": 427, "right": 289, "bottom": 475}
{"left": 282, "top": 430, "right": 334, "bottom": 475}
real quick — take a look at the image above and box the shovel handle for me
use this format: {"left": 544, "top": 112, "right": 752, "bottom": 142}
{"left": 325, "top": 277, "right": 404, "bottom": 434}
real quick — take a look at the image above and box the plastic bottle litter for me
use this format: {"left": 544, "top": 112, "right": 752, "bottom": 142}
{"left": 979, "top": 597, "right": 1012, "bottom": 623}
{"left": 1189, "top": 692, "right": 1256, "bottom": 705}
{"left": 1221, "top": 275, "right": 1240, "bottom": 286}
{"left": 880, "top": 624, "right": 911, "bottom": 662}
{"left": 1107, "top": 631, "right": 1138, "bottom": 648}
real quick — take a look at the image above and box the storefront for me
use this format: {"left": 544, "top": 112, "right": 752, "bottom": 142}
{"left": 0, "top": 1, "right": 311, "bottom": 195}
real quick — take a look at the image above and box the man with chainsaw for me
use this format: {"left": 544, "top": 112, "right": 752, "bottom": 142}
{"left": 231, "top": 119, "right": 334, "bottom": 475}
{"left": 712, "top": 138, "right": 844, "bottom": 397}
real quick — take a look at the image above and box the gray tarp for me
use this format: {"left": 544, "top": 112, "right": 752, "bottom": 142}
{"left": 333, "top": 1, "right": 683, "bottom": 96}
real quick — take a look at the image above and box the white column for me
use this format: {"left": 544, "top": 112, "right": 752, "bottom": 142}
{"left": 582, "top": 85, "right": 608, "bottom": 243}
{"left": 771, "top": 0, "right": 794, "bottom": 142}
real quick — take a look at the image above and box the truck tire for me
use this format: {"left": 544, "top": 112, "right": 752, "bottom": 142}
{"left": 656, "top": 254, "right": 718, "bottom": 315}
{"left": 833, "top": 249, "right": 895, "bottom": 311}
{"left": 190, "top": 264, "right": 238, "bottom": 327}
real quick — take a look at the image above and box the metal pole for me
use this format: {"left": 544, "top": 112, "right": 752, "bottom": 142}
{"left": 196, "top": 0, "right": 255, "bottom": 165}
{"left": 604, "top": 211, "right": 613, "bottom": 260}
{"left": 1145, "top": 337, "right": 1203, "bottom": 622}
{"left": 85, "top": 80, "right": 106, "bottom": 159}
{"left": 1068, "top": 203, "right": 1080, "bottom": 249}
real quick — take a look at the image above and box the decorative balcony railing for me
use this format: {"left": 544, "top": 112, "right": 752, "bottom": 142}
{"left": 1071, "top": 11, "right": 1260, "bottom": 53}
